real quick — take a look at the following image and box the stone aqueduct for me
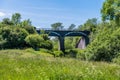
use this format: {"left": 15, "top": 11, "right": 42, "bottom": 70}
{"left": 37, "top": 29, "right": 90, "bottom": 52}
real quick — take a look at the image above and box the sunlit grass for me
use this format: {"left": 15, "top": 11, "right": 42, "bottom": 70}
{"left": 0, "top": 49, "right": 120, "bottom": 80}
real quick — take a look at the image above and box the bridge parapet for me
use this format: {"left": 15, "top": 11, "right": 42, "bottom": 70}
{"left": 36, "top": 28, "right": 88, "bottom": 31}
{"left": 36, "top": 28, "right": 90, "bottom": 36}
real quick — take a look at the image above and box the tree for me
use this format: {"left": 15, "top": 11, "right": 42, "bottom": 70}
{"left": 25, "top": 34, "right": 44, "bottom": 50}
{"left": 20, "top": 19, "right": 32, "bottom": 27}
{"left": 40, "top": 40, "right": 53, "bottom": 50}
{"left": 25, "top": 34, "right": 53, "bottom": 50}
{"left": 68, "top": 24, "right": 76, "bottom": 30}
{"left": 12, "top": 13, "right": 21, "bottom": 25}
{"left": 1, "top": 27, "right": 29, "bottom": 48}
{"left": 51, "top": 22, "right": 64, "bottom": 30}
{"left": 41, "top": 34, "right": 49, "bottom": 41}
{"left": 23, "top": 26, "right": 36, "bottom": 34}
{"left": 101, "top": 0, "right": 120, "bottom": 25}
{"left": 78, "top": 18, "right": 98, "bottom": 32}
{"left": 2, "top": 18, "right": 13, "bottom": 25}
{"left": 83, "top": 24, "right": 120, "bottom": 61}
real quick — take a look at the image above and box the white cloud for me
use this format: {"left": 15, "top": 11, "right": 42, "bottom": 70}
{"left": 0, "top": 12, "right": 6, "bottom": 17}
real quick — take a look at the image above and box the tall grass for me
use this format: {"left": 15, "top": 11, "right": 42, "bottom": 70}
{"left": 0, "top": 49, "right": 120, "bottom": 80}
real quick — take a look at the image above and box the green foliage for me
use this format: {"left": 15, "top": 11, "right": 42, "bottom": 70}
{"left": 1, "top": 18, "right": 13, "bottom": 25}
{"left": 77, "top": 18, "right": 98, "bottom": 42}
{"left": 51, "top": 37, "right": 59, "bottom": 51}
{"left": 65, "top": 37, "right": 81, "bottom": 51}
{"left": 68, "top": 24, "right": 76, "bottom": 30}
{"left": 0, "top": 13, "right": 53, "bottom": 50}
{"left": 51, "top": 22, "right": 64, "bottom": 30}
{"left": 112, "top": 54, "right": 120, "bottom": 65}
{"left": 84, "top": 24, "right": 120, "bottom": 62}
{"left": 0, "top": 26, "right": 29, "bottom": 49}
{"left": 25, "top": 34, "right": 53, "bottom": 50}
{"left": 20, "top": 19, "right": 32, "bottom": 27}
{"left": 53, "top": 50, "right": 64, "bottom": 57}
{"left": 39, "top": 48, "right": 53, "bottom": 54}
{"left": 65, "top": 49, "right": 79, "bottom": 58}
{"left": 25, "top": 34, "right": 44, "bottom": 50}
{"left": 23, "top": 26, "right": 37, "bottom": 34}
{"left": 101, "top": 0, "right": 120, "bottom": 25}
{"left": 40, "top": 34, "right": 53, "bottom": 50}
{"left": 40, "top": 40, "right": 53, "bottom": 50}
{"left": 40, "top": 34, "right": 49, "bottom": 41}
{"left": 12, "top": 13, "right": 21, "bottom": 25}
{"left": 76, "top": 50, "right": 86, "bottom": 60}
{"left": 65, "top": 37, "right": 74, "bottom": 50}
{"left": 78, "top": 18, "right": 98, "bottom": 32}
{"left": 0, "top": 49, "right": 120, "bottom": 80}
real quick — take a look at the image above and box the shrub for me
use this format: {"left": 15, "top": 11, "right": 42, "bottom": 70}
{"left": 53, "top": 51, "right": 64, "bottom": 57}
{"left": 84, "top": 25, "right": 120, "bottom": 62}
{"left": 112, "top": 56, "right": 120, "bottom": 65}
{"left": 69, "top": 49, "right": 78, "bottom": 58}
{"left": 77, "top": 50, "right": 86, "bottom": 60}
{"left": 65, "top": 49, "right": 78, "bottom": 58}
{"left": 40, "top": 48, "right": 53, "bottom": 54}
{"left": 41, "top": 34, "right": 49, "bottom": 41}
{"left": 112, "top": 53, "right": 120, "bottom": 65}
{"left": 40, "top": 40, "right": 53, "bottom": 50}
{"left": 25, "top": 34, "right": 53, "bottom": 50}
{"left": 23, "top": 26, "right": 36, "bottom": 34}
{"left": 25, "top": 34, "right": 44, "bottom": 50}
{"left": 1, "top": 26, "right": 29, "bottom": 48}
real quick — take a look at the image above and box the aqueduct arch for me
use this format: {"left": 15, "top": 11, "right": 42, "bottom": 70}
{"left": 37, "top": 29, "right": 90, "bottom": 52}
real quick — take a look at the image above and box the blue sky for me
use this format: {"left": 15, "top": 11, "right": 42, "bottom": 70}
{"left": 0, "top": 0, "right": 104, "bottom": 28}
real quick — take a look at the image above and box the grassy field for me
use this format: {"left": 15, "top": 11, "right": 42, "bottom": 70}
{"left": 0, "top": 49, "right": 120, "bottom": 80}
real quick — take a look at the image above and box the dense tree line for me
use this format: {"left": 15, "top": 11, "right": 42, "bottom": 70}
{"left": 0, "top": 13, "right": 53, "bottom": 50}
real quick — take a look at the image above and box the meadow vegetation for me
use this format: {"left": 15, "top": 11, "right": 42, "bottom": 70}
{"left": 0, "top": 49, "right": 120, "bottom": 80}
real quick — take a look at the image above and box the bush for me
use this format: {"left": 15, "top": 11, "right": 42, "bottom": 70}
{"left": 23, "top": 26, "right": 36, "bottom": 34}
{"left": 112, "top": 53, "right": 120, "bottom": 65}
{"left": 53, "top": 51, "right": 64, "bottom": 57}
{"left": 41, "top": 34, "right": 49, "bottom": 41}
{"left": 112, "top": 56, "right": 120, "bottom": 65}
{"left": 25, "top": 34, "right": 44, "bottom": 50}
{"left": 40, "top": 40, "right": 53, "bottom": 50}
{"left": 25, "top": 34, "right": 53, "bottom": 50}
{"left": 84, "top": 25, "right": 120, "bottom": 62}
{"left": 39, "top": 48, "right": 53, "bottom": 54}
{"left": 1, "top": 26, "right": 29, "bottom": 48}
{"left": 77, "top": 50, "right": 86, "bottom": 60}
{"left": 65, "top": 49, "right": 78, "bottom": 58}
